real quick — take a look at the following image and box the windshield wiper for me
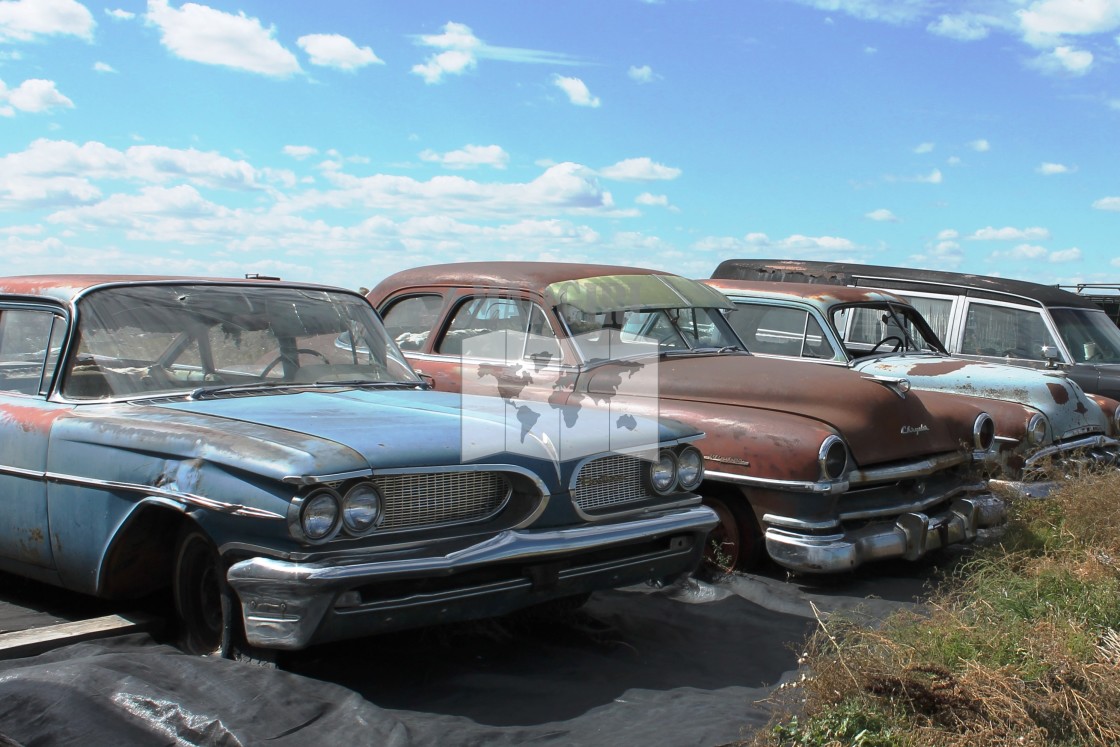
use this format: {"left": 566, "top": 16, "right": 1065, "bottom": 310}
{"left": 188, "top": 379, "right": 420, "bottom": 399}
{"left": 188, "top": 381, "right": 292, "bottom": 399}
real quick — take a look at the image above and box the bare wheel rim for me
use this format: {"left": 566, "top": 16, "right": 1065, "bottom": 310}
{"left": 174, "top": 530, "right": 224, "bottom": 655}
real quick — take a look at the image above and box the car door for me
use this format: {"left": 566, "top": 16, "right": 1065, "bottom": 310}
{"left": 955, "top": 299, "right": 1063, "bottom": 371}
{"left": 0, "top": 305, "right": 68, "bottom": 570}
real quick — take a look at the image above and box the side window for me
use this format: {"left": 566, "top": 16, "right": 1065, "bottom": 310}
{"left": 897, "top": 294, "right": 953, "bottom": 342}
{"left": 962, "top": 302, "right": 1057, "bottom": 360}
{"left": 437, "top": 297, "right": 560, "bottom": 362}
{"left": 381, "top": 295, "right": 443, "bottom": 351}
{"left": 0, "top": 309, "right": 60, "bottom": 396}
{"left": 728, "top": 304, "right": 834, "bottom": 358}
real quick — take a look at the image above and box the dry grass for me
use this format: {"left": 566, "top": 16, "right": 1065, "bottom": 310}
{"left": 750, "top": 472, "right": 1120, "bottom": 747}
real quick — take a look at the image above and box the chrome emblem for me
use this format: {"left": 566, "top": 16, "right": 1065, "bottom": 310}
{"left": 901, "top": 424, "right": 930, "bottom": 435}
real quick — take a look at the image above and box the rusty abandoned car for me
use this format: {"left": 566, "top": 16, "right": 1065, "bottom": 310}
{"left": 0, "top": 275, "right": 719, "bottom": 656}
{"left": 703, "top": 279, "right": 1120, "bottom": 492}
{"left": 368, "top": 262, "right": 1009, "bottom": 574}
{"left": 712, "top": 259, "right": 1120, "bottom": 402}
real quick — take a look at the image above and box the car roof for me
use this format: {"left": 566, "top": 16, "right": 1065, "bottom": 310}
{"left": 0, "top": 275, "right": 347, "bottom": 304}
{"left": 704, "top": 278, "right": 913, "bottom": 306}
{"left": 370, "top": 262, "right": 734, "bottom": 311}
{"left": 711, "top": 259, "right": 1100, "bottom": 310}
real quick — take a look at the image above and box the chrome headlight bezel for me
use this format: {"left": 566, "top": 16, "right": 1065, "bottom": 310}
{"left": 300, "top": 487, "right": 342, "bottom": 542}
{"left": 646, "top": 449, "right": 679, "bottom": 496}
{"left": 342, "top": 481, "right": 383, "bottom": 535}
{"left": 973, "top": 413, "right": 996, "bottom": 452}
{"left": 818, "top": 435, "right": 849, "bottom": 480}
{"left": 676, "top": 445, "right": 704, "bottom": 491}
{"left": 1026, "top": 413, "right": 1050, "bottom": 446}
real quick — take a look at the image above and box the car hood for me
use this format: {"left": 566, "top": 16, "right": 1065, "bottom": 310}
{"left": 581, "top": 354, "right": 976, "bottom": 466}
{"left": 855, "top": 356, "right": 1106, "bottom": 440}
{"left": 56, "top": 388, "right": 671, "bottom": 485}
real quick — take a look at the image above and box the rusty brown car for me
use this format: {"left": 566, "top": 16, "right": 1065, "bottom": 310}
{"left": 368, "top": 262, "right": 1010, "bottom": 574}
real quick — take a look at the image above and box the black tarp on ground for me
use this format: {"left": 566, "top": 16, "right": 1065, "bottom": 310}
{"left": 0, "top": 565, "right": 937, "bottom": 747}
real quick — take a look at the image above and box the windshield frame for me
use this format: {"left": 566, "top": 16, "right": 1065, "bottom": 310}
{"left": 1050, "top": 306, "right": 1120, "bottom": 365}
{"left": 60, "top": 282, "right": 420, "bottom": 402}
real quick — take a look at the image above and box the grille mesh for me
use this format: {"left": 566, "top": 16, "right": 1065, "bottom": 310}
{"left": 374, "top": 471, "right": 510, "bottom": 530}
{"left": 572, "top": 454, "right": 652, "bottom": 511}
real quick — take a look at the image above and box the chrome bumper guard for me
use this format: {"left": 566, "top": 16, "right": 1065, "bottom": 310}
{"left": 227, "top": 505, "right": 718, "bottom": 650}
{"left": 764, "top": 490, "right": 1004, "bottom": 574}
{"left": 998, "top": 435, "right": 1120, "bottom": 498}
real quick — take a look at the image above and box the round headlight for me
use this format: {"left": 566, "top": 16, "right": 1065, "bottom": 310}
{"left": 973, "top": 413, "right": 995, "bottom": 452}
{"left": 676, "top": 446, "right": 704, "bottom": 491}
{"left": 1026, "top": 413, "right": 1049, "bottom": 446}
{"left": 343, "top": 482, "right": 382, "bottom": 534}
{"left": 648, "top": 449, "right": 679, "bottom": 495}
{"left": 819, "top": 435, "right": 848, "bottom": 480}
{"left": 301, "top": 489, "right": 340, "bottom": 541}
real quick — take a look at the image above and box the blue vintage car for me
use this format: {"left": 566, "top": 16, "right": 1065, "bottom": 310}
{"left": 705, "top": 278, "right": 1120, "bottom": 492}
{"left": 0, "top": 275, "right": 716, "bottom": 656}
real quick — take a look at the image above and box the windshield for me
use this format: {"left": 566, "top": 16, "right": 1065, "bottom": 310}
{"left": 559, "top": 304, "right": 743, "bottom": 362}
{"left": 832, "top": 303, "right": 943, "bottom": 358}
{"left": 1051, "top": 307, "right": 1120, "bottom": 364}
{"left": 63, "top": 283, "right": 419, "bottom": 400}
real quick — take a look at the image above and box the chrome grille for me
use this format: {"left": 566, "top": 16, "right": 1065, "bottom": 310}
{"left": 374, "top": 471, "right": 511, "bottom": 530}
{"left": 572, "top": 454, "right": 652, "bottom": 512}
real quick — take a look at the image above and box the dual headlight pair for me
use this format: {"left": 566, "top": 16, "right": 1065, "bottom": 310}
{"left": 298, "top": 482, "right": 382, "bottom": 542}
{"left": 646, "top": 445, "right": 704, "bottom": 495}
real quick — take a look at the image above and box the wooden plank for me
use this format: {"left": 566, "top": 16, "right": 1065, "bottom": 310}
{"left": 0, "top": 613, "right": 156, "bottom": 660}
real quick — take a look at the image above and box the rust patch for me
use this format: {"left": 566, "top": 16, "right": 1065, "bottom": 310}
{"left": 1047, "top": 382, "right": 1070, "bottom": 405}
{"left": 905, "top": 360, "right": 971, "bottom": 376}
{"left": 29, "top": 528, "right": 44, "bottom": 543}
{"left": 0, "top": 403, "right": 68, "bottom": 433}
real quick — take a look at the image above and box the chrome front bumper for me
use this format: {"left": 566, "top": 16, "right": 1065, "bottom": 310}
{"left": 996, "top": 434, "right": 1120, "bottom": 497}
{"left": 763, "top": 490, "right": 1004, "bottom": 574}
{"left": 226, "top": 505, "right": 718, "bottom": 650}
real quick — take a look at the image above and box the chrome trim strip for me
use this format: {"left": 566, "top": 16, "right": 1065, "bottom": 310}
{"left": 283, "top": 469, "right": 372, "bottom": 485}
{"left": 837, "top": 481, "right": 988, "bottom": 522}
{"left": 1024, "top": 434, "right": 1120, "bottom": 465}
{"left": 762, "top": 514, "right": 841, "bottom": 531}
{"left": 704, "top": 469, "right": 847, "bottom": 494}
{"left": 0, "top": 464, "right": 283, "bottom": 519}
{"left": 846, "top": 451, "right": 970, "bottom": 484}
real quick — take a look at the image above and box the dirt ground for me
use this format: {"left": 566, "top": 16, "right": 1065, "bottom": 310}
{"left": 0, "top": 559, "right": 947, "bottom": 747}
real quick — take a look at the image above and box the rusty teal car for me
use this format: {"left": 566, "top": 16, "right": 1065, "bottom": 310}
{"left": 704, "top": 279, "right": 1120, "bottom": 493}
{"left": 0, "top": 275, "right": 717, "bottom": 656}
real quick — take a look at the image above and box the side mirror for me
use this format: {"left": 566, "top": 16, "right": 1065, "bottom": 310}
{"left": 1040, "top": 345, "right": 1060, "bottom": 368}
{"left": 416, "top": 371, "right": 435, "bottom": 389}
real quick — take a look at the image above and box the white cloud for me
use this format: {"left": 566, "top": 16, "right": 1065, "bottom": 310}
{"left": 0, "top": 139, "right": 264, "bottom": 211}
{"left": 554, "top": 75, "right": 600, "bottom": 107}
{"left": 106, "top": 8, "right": 135, "bottom": 21}
{"left": 0, "top": 78, "right": 74, "bottom": 115}
{"left": 914, "top": 142, "right": 935, "bottom": 154}
{"left": 693, "top": 232, "right": 861, "bottom": 259}
{"left": 283, "top": 145, "right": 318, "bottom": 160}
{"left": 947, "top": 155, "right": 962, "bottom": 166}
{"left": 1037, "top": 162, "right": 1074, "bottom": 174}
{"left": 866, "top": 208, "right": 899, "bottom": 222}
{"left": 968, "top": 139, "right": 991, "bottom": 152}
{"left": 992, "top": 243, "right": 1049, "bottom": 260}
{"left": 928, "top": 13, "right": 994, "bottom": 41}
{"left": 789, "top": 0, "right": 929, "bottom": 25}
{"left": 969, "top": 226, "right": 1052, "bottom": 240}
{"left": 1029, "top": 45, "right": 1094, "bottom": 74}
{"left": 0, "top": 0, "right": 94, "bottom": 42}
{"left": 410, "top": 21, "right": 578, "bottom": 84}
{"left": 628, "top": 64, "right": 655, "bottom": 83}
{"left": 937, "top": 229, "right": 960, "bottom": 240}
{"left": 917, "top": 168, "right": 943, "bottom": 183}
{"left": 1093, "top": 196, "right": 1120, "bottom": 211}
{"left": 419, "top": 144, "right": 509, "bottom": 170}
{"left": 599, "top": 157, "right": 681, "bottom": 181}
{"left": 144, "top": 0, "right": 301, "bottom": 77}
{"left": 297, "top": 33, "right": 383, "bottom": 71}
{"left": 1050, "top": 247, "right": 1082, "bottom": 262}
{"left": 1019, "top": 0, "right": 1120, "bottom": 47}
{"left": 93, "top": 61, "right": 116, "bottom": 73}
{"left": 635, "top": 193, "right": 668, "bottom": 207}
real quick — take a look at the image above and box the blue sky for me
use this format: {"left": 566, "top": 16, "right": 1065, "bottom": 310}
{"left": 2, "top": 0, "right": 1119, "bottom": 292}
